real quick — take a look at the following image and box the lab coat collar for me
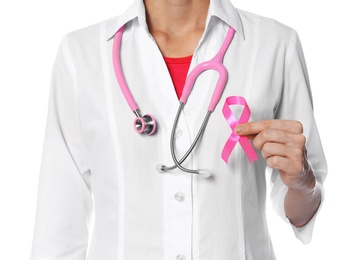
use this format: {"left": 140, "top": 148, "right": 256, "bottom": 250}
{"left": 208, "top": 0, "right": 245, "bottom": 40}
{"left": 105, "top": 0, "right": 245, "bottom": 41}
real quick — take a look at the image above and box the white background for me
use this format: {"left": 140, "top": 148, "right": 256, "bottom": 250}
{"left": 0, "top": 0, "right": 358, "bottom": 259}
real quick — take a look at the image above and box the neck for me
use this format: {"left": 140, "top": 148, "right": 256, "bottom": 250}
{"left": 144, "top": 0, "right": 210, "bottom": 36}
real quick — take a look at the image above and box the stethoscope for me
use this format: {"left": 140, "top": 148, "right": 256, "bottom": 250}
{"left": 112, "top": 24, "right": 235, "bottom": 178}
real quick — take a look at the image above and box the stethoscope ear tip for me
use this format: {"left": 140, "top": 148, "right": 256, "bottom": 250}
{"left": 155, "top": 164, "right": 166, "bottom": 174}
{"left": 198, "top": 169, "right": 211, "bottom": 178}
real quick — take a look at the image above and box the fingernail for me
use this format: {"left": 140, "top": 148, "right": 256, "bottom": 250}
{"left": 235, "top": 126, "right": 244, "bottom": 133}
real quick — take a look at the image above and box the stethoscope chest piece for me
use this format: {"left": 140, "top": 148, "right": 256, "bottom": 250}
{"left": 134, "top": 113, "right": 157, "bottom": 135}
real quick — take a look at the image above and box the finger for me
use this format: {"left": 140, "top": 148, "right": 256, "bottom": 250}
{"left": 246, "top": 134, "right": 257, "bottom": 140}
{"left": 261, "top": 142, "right": 287, "bottom": 160}
{"left": 266, "top": 155, "right": 303, "bottom": 176}
{"left": 261, "top": 142, "right": 304, "bottom": 162}
{"left": 252, "top": 129, "right": 306, "bottom": 150}
{"left": 235, "top": 120, "right": 303, "bottom": 136}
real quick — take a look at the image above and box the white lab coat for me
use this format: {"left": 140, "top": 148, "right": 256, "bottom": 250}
{"left": 30, "top": 0, "right": 327, "bottom": 259}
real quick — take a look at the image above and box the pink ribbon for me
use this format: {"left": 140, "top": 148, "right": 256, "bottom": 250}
{"left": 221, "top": 96, "right": 258, "bottom": 164}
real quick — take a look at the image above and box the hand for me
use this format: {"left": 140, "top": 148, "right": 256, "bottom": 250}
{"left": 235, "top": 120, "right": 315, "bottom": 191}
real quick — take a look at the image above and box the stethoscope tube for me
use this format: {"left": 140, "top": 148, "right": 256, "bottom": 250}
{"left": 158, "top": 103, "right": 212, "bottom": 177}
{"left": 112, "top": 26, "right": 157, "bottom": 135}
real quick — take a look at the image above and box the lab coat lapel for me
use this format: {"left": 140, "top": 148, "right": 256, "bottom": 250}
{"left": 118, "top": 20, "right": 185, "bottom": 135}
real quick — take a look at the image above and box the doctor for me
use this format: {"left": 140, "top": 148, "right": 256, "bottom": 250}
{"left": 30, "top": 0, "right": 327, "bottom": 259}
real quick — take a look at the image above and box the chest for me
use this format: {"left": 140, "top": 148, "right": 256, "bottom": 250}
{"left": 150, "top": 28, "right": 205, "bottom": 57}
{"left": 79, "top": 22, "right": 287, "bottom": 166}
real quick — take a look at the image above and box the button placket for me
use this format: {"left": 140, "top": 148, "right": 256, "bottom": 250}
{"left": 168, "top": 110, "right": 192, "bottom": 260}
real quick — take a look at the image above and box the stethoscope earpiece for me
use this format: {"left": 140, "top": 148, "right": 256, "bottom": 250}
{"left": 198, "top": 169, "right": 211, "bottom": 178}
{"left": 155, "top": 164, "right": 166, "bottom": 174}
{"left": 155, "top": 164, "right": 211, "bottom": 178}
{"left": 133, "top": 114, "right": 157, "bottom": 135}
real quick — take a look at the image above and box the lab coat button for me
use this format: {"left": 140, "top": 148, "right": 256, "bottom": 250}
{"left": 174, "top": 192, "right": 185, "bottom": 202}
{"left": 175, "top": 127, "right": 183, "bottom": 137}
{"left": 176, "top": 254, "right": 186, "bottom": 260}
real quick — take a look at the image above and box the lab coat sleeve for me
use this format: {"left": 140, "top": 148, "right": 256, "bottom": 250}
{"left": 270, "top": 28, "right": 328, "bottom": 244}
{"left": 30, "top": 34, "right": 93, "bottom": 260}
